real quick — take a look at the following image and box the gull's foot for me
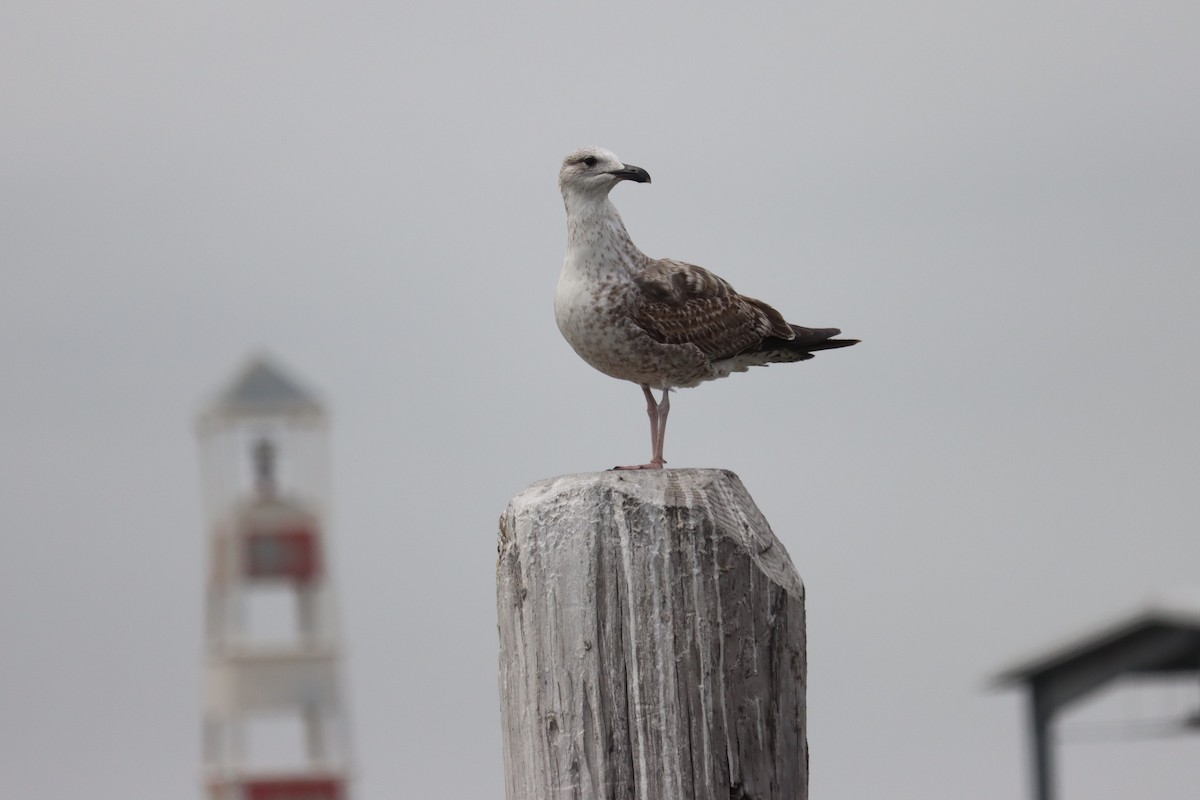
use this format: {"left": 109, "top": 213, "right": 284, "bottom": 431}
{"left": 611, "top": 460, "right": 666, "bottom": 471}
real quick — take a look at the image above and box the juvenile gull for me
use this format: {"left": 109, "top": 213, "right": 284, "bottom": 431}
{"left": 555, "top": 145, "right": 859, "bottom": 470}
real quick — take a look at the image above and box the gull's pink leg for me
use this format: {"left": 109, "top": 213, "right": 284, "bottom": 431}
{"left": 653, "top": 388, "right": 670, "bottom": 466}
{"left": 613, "top": 384, "right": 666, "bottom": 470}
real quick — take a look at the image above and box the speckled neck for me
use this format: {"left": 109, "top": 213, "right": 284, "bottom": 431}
{"left": 563, "top": 193, "right": 649, "bottom": 279}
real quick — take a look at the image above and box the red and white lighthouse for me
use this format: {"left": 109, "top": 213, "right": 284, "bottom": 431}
{"left": 197, "top": 357, "right": 352, "bottom": 800}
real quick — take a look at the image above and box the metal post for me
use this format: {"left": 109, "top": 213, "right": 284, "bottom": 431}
{"left": 1029, "top": 684, "right": 1056, "bottom": 800}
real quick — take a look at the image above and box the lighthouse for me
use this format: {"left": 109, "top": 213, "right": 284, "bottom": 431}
{"left": 196, "top": 357, "right": 352, "bottom": 800}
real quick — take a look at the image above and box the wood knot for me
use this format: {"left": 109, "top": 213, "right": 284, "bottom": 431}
{"left": 729, "top": 781, "right": 753, "bottom": 799}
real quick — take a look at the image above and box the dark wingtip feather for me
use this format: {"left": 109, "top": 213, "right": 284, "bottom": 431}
{"left": 793, "top": 325, "right": 857, "bottom": 349}
{"left": 758, "top": 331, "right": 860, "bottom": 356}
{"left": 805, "top": 338, "right": 860, "bottom": 351}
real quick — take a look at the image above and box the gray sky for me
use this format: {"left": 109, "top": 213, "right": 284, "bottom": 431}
{"left": 3, "top": 2, "right": 1199, "bottom": 797}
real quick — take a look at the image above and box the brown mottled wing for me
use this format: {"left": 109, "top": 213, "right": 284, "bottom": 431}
{"left": 631, "top": 259, "right": 794, "bottom": 359}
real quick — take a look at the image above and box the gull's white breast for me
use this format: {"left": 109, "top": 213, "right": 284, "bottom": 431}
{"left": 555, "top": 246, "right": 712, "bottom": 389}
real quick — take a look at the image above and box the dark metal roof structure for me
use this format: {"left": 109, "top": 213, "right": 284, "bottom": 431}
{"left": 995, "top": 595, "right": 1200, "bottom": 800}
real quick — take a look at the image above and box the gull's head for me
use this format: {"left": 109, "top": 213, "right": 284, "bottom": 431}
{"left": 559, "top": 146, "right": 651, "bottom": 202}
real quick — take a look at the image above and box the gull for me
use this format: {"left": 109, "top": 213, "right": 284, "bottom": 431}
{"left": 555, "top": 146, "right": 859, "bottom": 469}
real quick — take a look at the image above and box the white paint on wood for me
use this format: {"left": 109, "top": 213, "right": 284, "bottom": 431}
{"left": 497, "top": 469, "right": 807, "bottom": 800}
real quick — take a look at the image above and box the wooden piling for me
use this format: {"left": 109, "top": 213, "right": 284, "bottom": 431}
{"left": 497, "top": 469, "right": 808, "bottom": 800}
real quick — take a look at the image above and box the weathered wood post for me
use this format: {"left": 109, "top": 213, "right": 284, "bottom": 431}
{"left": 497, "top": 469, "right": 807, "bottom": 800}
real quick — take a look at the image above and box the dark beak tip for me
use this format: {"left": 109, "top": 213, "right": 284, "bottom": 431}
{"left": 610, "top": 165, "right": 652, "bottom": 184}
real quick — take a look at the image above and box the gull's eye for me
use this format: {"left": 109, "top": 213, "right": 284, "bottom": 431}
{"left": 583, "top": 156, "right": 597, "bottom": 167}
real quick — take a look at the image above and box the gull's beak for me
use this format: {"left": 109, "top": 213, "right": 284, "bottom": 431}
{"left": 607, "top": 164, "right": 652, "bottom": 184}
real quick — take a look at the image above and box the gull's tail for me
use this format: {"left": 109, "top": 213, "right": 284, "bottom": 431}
{"left": 715, "top": 325, "right": 859, "bottom": 374}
